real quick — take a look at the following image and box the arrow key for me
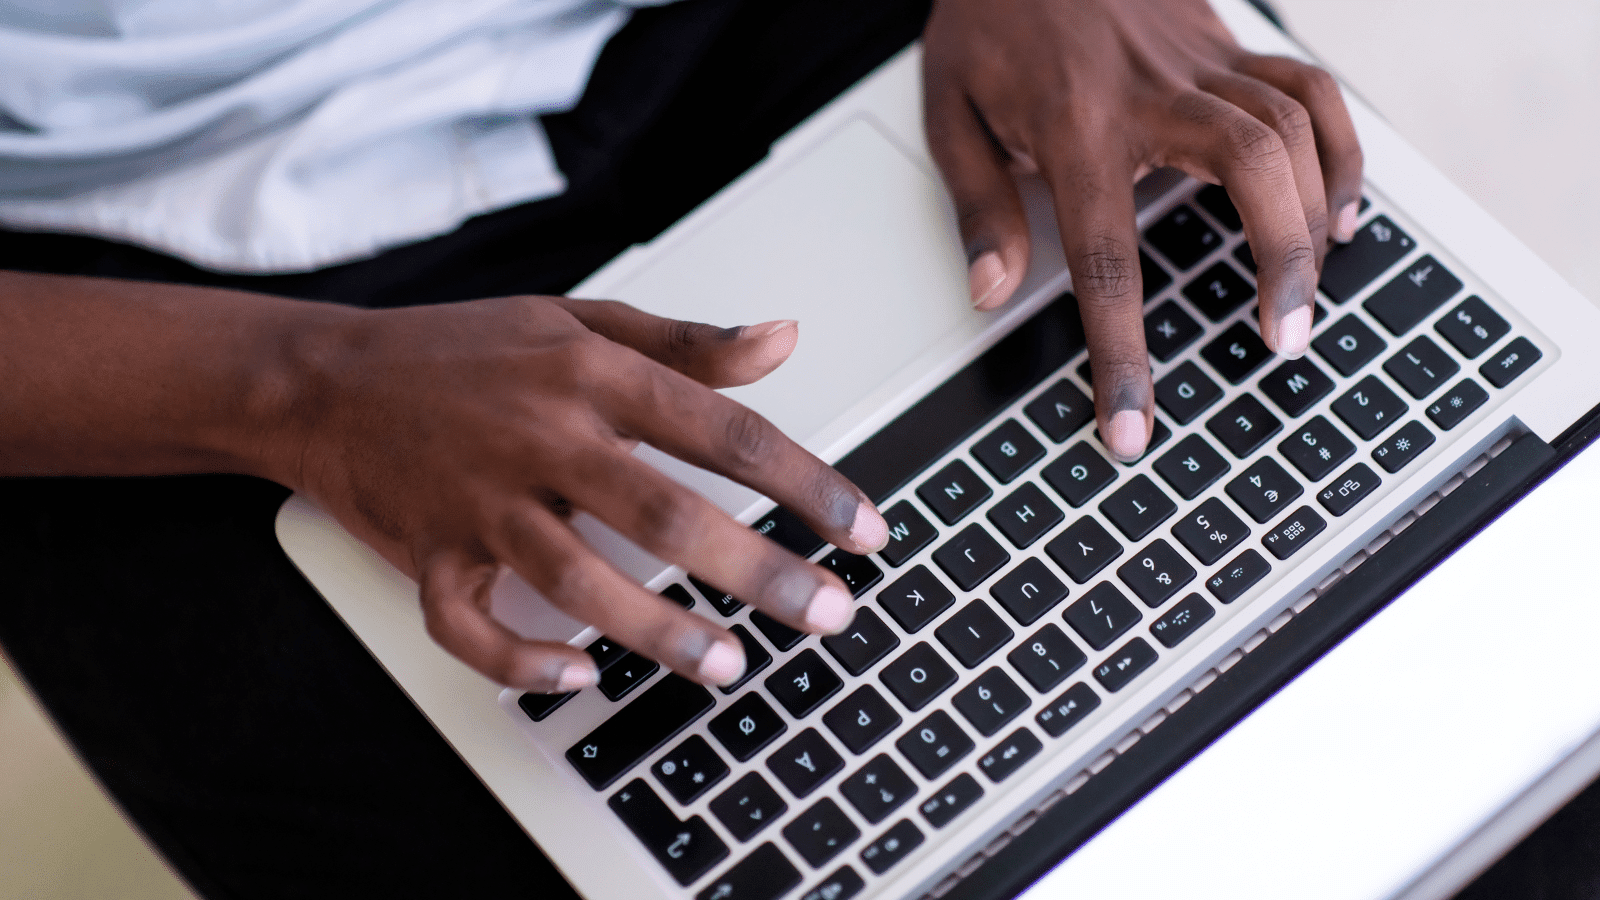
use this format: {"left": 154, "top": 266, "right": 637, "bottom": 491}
{"left": 609, "top": 778, "right": 728, "bottom": 885}
{"left": 710, "top": 772, "right": 788, "bottom": 842}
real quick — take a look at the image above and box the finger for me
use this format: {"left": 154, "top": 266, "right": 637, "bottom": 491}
{"left": 553, "top": 446, "right": 855, "bottom": 636}
{"left": 554, "top": 297, "right": 798, "bottom": 389}
{"left": 1200, "top": 71, "right": 1330, "bottom": 268}
{"left": 486, "top": 500, "right": 750, "bottom": 687}
{"left": 924, "top": 80, "right": 1031, "bottom": 310}
{"left": 1163, "top": 91, "right": 1316, "bottom": 359}
{"left": 1237, "top": 55, "right": 1365, "bottom": 243}
{"left": 418, "top": 544, "right": 600, "bottom": 692}
{"left": 592, "top": 345, "right": 888, "bottom": 555}
{"left": 1046, "top": 147, "right": 1152, "bottom": 462}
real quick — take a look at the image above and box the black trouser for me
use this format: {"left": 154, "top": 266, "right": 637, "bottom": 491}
{"left": 0, "top": 0, "right": 1594, "bottom": 897}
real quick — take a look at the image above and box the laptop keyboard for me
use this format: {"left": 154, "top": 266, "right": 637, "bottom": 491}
{"left": 519, "top": 179, "right": 1544, "bottom": 900}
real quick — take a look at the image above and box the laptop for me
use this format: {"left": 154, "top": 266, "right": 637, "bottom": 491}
{"left": 275, "top": 2, "right": 1600, "bottom": 898}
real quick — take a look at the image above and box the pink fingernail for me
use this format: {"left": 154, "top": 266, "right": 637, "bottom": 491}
{"left": 746, "top": 319, "right": 798, "bottom": 339}
{"left": 556, "top": 664, "right": 599, "bottom": 693}
{"left": 1106, "top": 409, "right": 1147, "bottom": 463}
{"left": 804, "top": 585, "right": 853, "bottom": 633}
{"left": 1334, "top": 202, "right": 1359, "bottom": 243}
{"left": 697, "top": 640, "right": 746, "bottom": 686}
{"left": 968, "top": 251, "right": 1007, "bottom": 308}
{"left": 1277, "top": 306, "right": 1311, "bottom": 359}
{"left": 849, "top": 503, "right": 888, "bottom": 553}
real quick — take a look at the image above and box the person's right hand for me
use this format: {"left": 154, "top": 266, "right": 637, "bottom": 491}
{"left": 271, "top": 295, "right": 888, "bottom": 694}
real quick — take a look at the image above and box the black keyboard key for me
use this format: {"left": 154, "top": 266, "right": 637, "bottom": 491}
{"left": 823, "top": 686, "right": 901, "bottom": 755}
{"left": 1098, "top": 473, "right": 1178, "bottom": 542}
{"left": 1318, "top": 463, "right": 1381, "bottom": 516}
{"left": 696, "top": 843, "right": 800, "bottom": 900}
{"left": 801, "top": 868, "right": 865, "bottom": 900}
{"left": 1384, "top": 335, "right": 1460, "bottom": 399}
{"left": 880, "top": 642, "right": 958, "bottom": 712}
{"left": 841, "top": 755, "right": 915, "bottom": 823}
{"left": 721, "top": 624, "right": 773, "bottom": 695}
{"left": 1153, "top": 433, "right": 1230, "bottom": 500}
{"left": 1365, "top": 255, "right": 1463, "bottom": 336}
{"left": 1225, "top": 457, "right": 1303, "bottom": 524}
{"left": 1427, "top": 378, "right": 1489, "bottom": 431}
{"left": 1196, "top": 183, "right": 1242, "bottom": 231}
{"left": 691, "top": 575, "right": 744, "bottom": 617}
{"left": 767, "top": 728, "right": 845, "bottom": 800}
{"left": 710, "top": 693, "right": 788, "bottom": 762}
{"left": 936, "top": 601, "right": 1015, "bottom": 668}
{"left": 954, "top": 667, "right": 1031, "bottom": 737}
{"left": 821, "top": 608, "right": 900, "bottom": 677}
{"left": 1202, "top": 321, "right": 1273, "bottom": 385}
{"left": 1093, "top": 638, "right": 1158, "bottom": 693}
{"left": 1234, "top": 240, "right": 1257, "bottom": 273}
{"left": 1259, "top": 356, "right": 1334, "bottom": 418}
{"left": 661, "top": 583, "right": 697, "bottom": 610}
{"left": 1480, "top": 337, "right": 1541, "bottom": 388}
{"left": 1145, "top": 203, "right": 1221, "bottom": 270}
{"left": 1150, "top": 593, "right": 1214, "bottom": 648}
{"left": 1117, "top": 538, "right": 1197, "bottom": 608}
{"left": 1043, "top": 442, "right": 1118, "bottom": 507}
{"left": 878, "top": 565, "right": 954, "bottom": 634}
{"left": 1035, "top": 682, "right": 1101, "bottom": 738}
{"left": 1025, "top": 380, "right": 1095, "bottom": 442}
{"left": 987, "top": 482, "right": 1065, "bottom": 549}
{"left": 784, "top": 799, "right": 860, "bottom": 869}
{"left": 1046, "top": 516, "right": 1124, "bottom": 583}
{"left": 711, "top": 772, "right": 788, "bottom": 842}
{"left": 920, "top": 774, "right": 985, "bottom": 829}
{"left": 568, "top": 675, "right": 715, "bottom": 790}
{"left": 1319, "top": 215, "right": 1415, "bottom": 304}
{"left": 1063, "top": 582, "right": 1141, "bottom": 651}
{"left": 1154, "top": 360, "right": 1224, "bottom": 425}
{"left": 1313, "top": 314, "right": 1387, "bottom": 377}
{"left": 1183, "top": 260, "right": 1256, "bottom": 322}
{"left": 1145, "top": 300, "right": 1204, "bottom": 362}
{"left": 973, "top": 419, "right": 1046, "bottom": 484}
{"left": 1096, "top": 417, "right": 1173, "bottom": 465}
{"left": 1331, "top": 375, "right": 1407, "bottom": 440}
{"left": 860, "top": 820, "right": 924, "bottom": 875}
{"left": 1141, "top": 248, "right": 1174, "bottom": 300}
{"left": 518, "top": 690, "right": 576, "bottom": 723}
{"left": 917, "top": 459, "right": 992, "bottom": 526}
{"left": 750, "top": 610, "right": 806, "bottom": 652}
{"left": 897, "top": 710, "right": 974, "bottom": 779}
{"left": 977, "top": 728, "right": 1044, "bottom": 783}
{"left": 1008, "top": 623, "right": 1087, "bottom": 692}
{"left": 1436, "top": 295, "right": 1510, "bottom": 359}
{"left": 600, "top": 652, "right": 659, "bottom": 701}
{"left": 991, "top": 557, "right": 1070, "bottom": 626}
{"left": 822, "top": 550, "right": 884, "bottom": 598}
{"left": 1207, "top": 394, "right": 1282, "bottom": 458}
{"left": 932, "top": 524, "right": 1010, "bottom": 591}
{"left": 751, "top": 507, "right": 827, "bottom": 561}
{"left": 1262, "top": 506, "right": 1328, "bottom": 560}
{"left": 1280, "top": 415, "right": 1356, "bottom": 482}
{"left": 1205, "top": 550, "right": 1271, "bottom": 604}
{"left": 655, "top": 735, "right": 729, "bottom": 804}
{"left": 1172, "top": 497, "right": 1250, "bottom": 566}
{"left": 1371, "top": 420, "right": 1435, "bottom": 473}
{"left": 610, "top": 780, "right": 728, "bottom": 885}
{"left": 767, "top": 650, "right": 844, "bottom": 719}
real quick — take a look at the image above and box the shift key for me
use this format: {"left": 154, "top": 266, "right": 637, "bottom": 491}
{"left": 568, "top": 674, "right": 715, "bottom": 790}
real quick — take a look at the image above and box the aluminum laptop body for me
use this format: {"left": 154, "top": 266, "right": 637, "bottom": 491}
{"left": 276, "top": 2, "right": 1600, "bottom": 898}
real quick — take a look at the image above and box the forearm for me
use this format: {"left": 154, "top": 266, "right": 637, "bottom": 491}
{"left": 0, "top": 269, "right": 353, "bottom": 485}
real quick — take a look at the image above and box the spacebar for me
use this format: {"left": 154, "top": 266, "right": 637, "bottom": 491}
{"left": 566, "top": 675, "right": 714, "bottom": 790}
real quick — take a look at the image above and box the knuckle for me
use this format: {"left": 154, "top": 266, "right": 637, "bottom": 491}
{"left": 1275, "top": 238, "right": 1318, "bottom": 274}
{"left": 1074, "top": 237, "right": 1140, "bottom": 303}
{"left": 719, "top": 404, "right": 775, "bottom": 472}
{"left": 665, "top": 318, "right": 719, "bottom": 359}
{"left": 1302, "top": 66, "right": 1341, "bottom": 101}
{"left": 545, "top": 556, "right": 605, "bottom": 614}
{"left": 632, "top": 488, "right": 702, "bottom": 556}
{"left": 1263, "top": 97, "right": 1313, "bottom": 146}
{"left": 1223, "top": 116, "right": 1286, "bottom": 173}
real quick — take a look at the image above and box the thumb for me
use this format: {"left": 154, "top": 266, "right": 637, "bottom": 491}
{"left": 553, "top": 297, "right": 798, "bottom": 388}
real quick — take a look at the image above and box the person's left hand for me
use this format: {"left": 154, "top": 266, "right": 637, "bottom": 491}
{"left": 922, "top": 0, "right": 1363, "bottom": 461}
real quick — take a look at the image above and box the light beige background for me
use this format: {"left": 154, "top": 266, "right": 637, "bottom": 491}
{"left": 2, "top": 2, "right": 1595, "bottom": 898}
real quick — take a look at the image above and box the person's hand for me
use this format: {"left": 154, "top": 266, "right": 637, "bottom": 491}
{"left": 278, "top": 296, "right": 888, "bottom": 693}
{"left": 923, "top": 0, "right": 1363, "bottom": 460}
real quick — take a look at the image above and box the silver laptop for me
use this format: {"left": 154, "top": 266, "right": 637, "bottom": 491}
{"left": 275, "top": 2, "right": 1600, "bottom": 899}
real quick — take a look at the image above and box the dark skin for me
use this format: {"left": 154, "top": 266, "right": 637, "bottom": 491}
{"left": 0, "top": 0, "right": 1361, "bottom": 692}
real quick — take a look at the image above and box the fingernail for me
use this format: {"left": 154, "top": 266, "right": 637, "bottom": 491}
{"left": 1106, "top": 409, "right": 1147, "bottom": 463}
{"left": 804, "top": 584, "right": 853, "bottom": 633}
{"left": 697, "top": 640, "right": 746, "bottom": 686}
{"left": 1334, "top": 202, "right": 1359, "bottom": 243}
{"left": 1276, "top": 306, "right": 1312, "bottom": 359}
{"left": 968, "top": 251, "right": 1007, "bottom": 309}
{"left": 745, "top": 319, "right": 797, "bottom": 339}
{"left": 849, "top": 502, "right": 888, "bottom": 553}
{"left": 555, "top": 664, "right": 599, "bottom": 693}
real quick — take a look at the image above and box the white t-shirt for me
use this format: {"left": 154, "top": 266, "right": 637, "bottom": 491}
{"left": 0, "top": 0, "right": 677, "bottom": 274}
